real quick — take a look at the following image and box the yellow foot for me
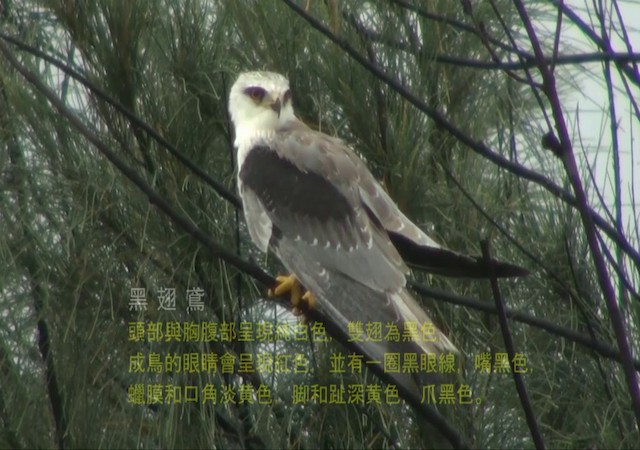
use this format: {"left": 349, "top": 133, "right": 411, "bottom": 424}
{"left": 290, "top": 291, "right": 315, "bottom": 324}
{"left": 268, "top": 274, "right": 302, "bottom": 306}
{"left": 301, "top": 291, "right": 316, "bottom": 310}
{"left": 267, "top": 274, "right": 316, "bottom": 316}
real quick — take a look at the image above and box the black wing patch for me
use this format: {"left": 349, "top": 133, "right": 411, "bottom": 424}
{"left": 240, "top": 145, "right": 354, "bottom": 223}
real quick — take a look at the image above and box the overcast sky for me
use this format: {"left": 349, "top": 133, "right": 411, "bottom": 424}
{"left": 561, "top": 0, "right": 639, "bottom": 249}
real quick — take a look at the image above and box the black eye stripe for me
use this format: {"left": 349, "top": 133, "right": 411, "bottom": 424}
{"left": 244, "top": 86, "right": 266, "bottom": 101}
{"left": 283, "top": 89, "right": 292, "bottom": 104}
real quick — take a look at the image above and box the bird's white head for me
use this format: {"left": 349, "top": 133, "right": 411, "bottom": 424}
{"left": 228, "top": 71, "right": 296, "bottom": 148}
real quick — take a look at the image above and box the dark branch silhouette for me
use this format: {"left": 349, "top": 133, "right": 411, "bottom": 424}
{"left": 481, "top": 241, "right": 545, "bottom": 449}
{"left": 513, "top": 0, "right": 640, "bottom": 430}
{"left": 279, "top": 0, "right": 640, "bottom": 274}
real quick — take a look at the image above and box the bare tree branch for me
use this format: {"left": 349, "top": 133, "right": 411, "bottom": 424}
{"left": 513, "top": 0, "right": 640, "bottom": 431}
{"left": 481, "top": 241, "right": 545, "bottom": 450}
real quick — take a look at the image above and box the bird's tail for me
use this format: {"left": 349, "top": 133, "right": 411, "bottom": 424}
{"left": 313, "top": 274, "right": 458, "bottom": 397}
{"left": 389, "top": 231, "right": 528, "bottom": 278}
{"left": 390, "top": 288, "right": 458, "bottom": 355}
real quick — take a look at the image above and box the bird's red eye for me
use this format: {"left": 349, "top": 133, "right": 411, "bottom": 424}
{"left": 244, "top": 86, "right": 266, "bottom": 102}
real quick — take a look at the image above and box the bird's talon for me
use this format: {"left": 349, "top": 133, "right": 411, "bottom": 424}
{"left": 268, "top": 274, "right": 303, "bottom": 307}
{"left": 301, "top": 291, "right": 317, "bottom": 310}
{"left": 267, "top": 274, "right": 316, "bottom": 322}
{"left": 292, "top": 291, "right": 316, "bottom": 324}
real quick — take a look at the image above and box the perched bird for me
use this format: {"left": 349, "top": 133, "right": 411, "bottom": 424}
{"left": 228, "top": 71, "right": 526, "bottom": 393}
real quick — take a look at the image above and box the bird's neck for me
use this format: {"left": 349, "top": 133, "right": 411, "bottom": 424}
{"left": 233, "top": 113, "right": 298, "bottom": 154}
{"left": 233, "top": 111, "right": 300, "bottom": 169}
{"left": 234, "top": 124, "right": 275, "bottom": 148}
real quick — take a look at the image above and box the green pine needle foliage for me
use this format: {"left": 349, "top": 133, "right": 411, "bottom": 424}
{"left": 0, "top": 0, "right": 637, "bottom": 448}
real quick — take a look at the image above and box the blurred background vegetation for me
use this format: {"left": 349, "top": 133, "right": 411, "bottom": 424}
{"left": 0, "top": 0, "right": 638, "bottom": 448}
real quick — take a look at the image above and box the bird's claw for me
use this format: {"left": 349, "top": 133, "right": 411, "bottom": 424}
{"left": 268, "top": 274, "right": 316, "bottom": 319}
{"left": 268, "top": 274, "right": 302, "bottom": 305}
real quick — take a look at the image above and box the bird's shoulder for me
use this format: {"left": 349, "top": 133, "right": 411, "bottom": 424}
{"left": 271, "top": 119, "right": 367, "bottom": 185}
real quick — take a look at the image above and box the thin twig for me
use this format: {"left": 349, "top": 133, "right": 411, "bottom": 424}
{"left": 563, "top": 236, "right": 628, "bottom": 437}
{"left": 438, "top": 161, "right": 634, "bottom": 338}
{"left": 551, "top": 0, "right": 563, "bottom": 73}
{"left": 1, "top": 63, "right": 66, "bottom": 450}
{"left": 5, "top": 18, "right": 639, "bottom": 386}
{"left": 344, "top": 10, "right": 640, "bottom": 70}
{"left": 486, "top": 0, "right": 551, "bottom": 128}
{"left": 596, "top": 0, "right": 627, "bottom": 312}
{"left": 470, "top": 0, "right": 543, "bottom": 88}
{"left": 408, "top": 281, "right": 640, "bottom": 371}
{"left": 0, "top": 39, "right": 270, "bottom": 287}
{"left": 279, "top": 0, "right": 640, "bottom": 272}
{"left": 0, "top": 39, "right": 468, "bottom": 449}
{"left": 480, "top": 241, "right": 545, "bottom": 449}
{"left": 0, "top": 32, "right": 242, "bottom": 209}
{"left": 551, "top": 0, "right": 640, "bottom": 88}
{"left": 514, "top": 0, "right": 640, "bottom": 430}
{"left": 5, "top": 28, "right": 640, "bottom": 277}
{"left": 390, "top": 0, "right": 530, "bottom": 58}
{"left": 611, "top": 0, "right": 640, "bottom": 77}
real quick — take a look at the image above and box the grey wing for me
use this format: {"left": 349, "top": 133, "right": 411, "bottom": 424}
{"left": 276, "top": 121, "right": 443, "bottom": 250}
{"left": 239, "top": 184, "right": 273, "bottom": 253}
{"left": 274, "top": 235, "right": 458, "bottom": 361}
{"left": 356, "top": 162, "right": 443, "bottom": 249}
{"left": 240, "top": 129, "right": 407, "bottom": 293}
{"left": 355, "top": 160, "right": 528, "bottom": 278}
{"left": 239, "top": 126, "right": 458, "bottom": 360}
{"left": 274, "top": 235, "right": 452, "bottom": 396}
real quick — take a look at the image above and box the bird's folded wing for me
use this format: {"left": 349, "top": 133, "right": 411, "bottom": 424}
{"left": 239, "top": 131, "right": 407, "bottom": 293}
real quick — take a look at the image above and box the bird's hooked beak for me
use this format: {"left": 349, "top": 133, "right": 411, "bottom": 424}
{"left": 269, "top": 96, "right": 282, "bottom": 117}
